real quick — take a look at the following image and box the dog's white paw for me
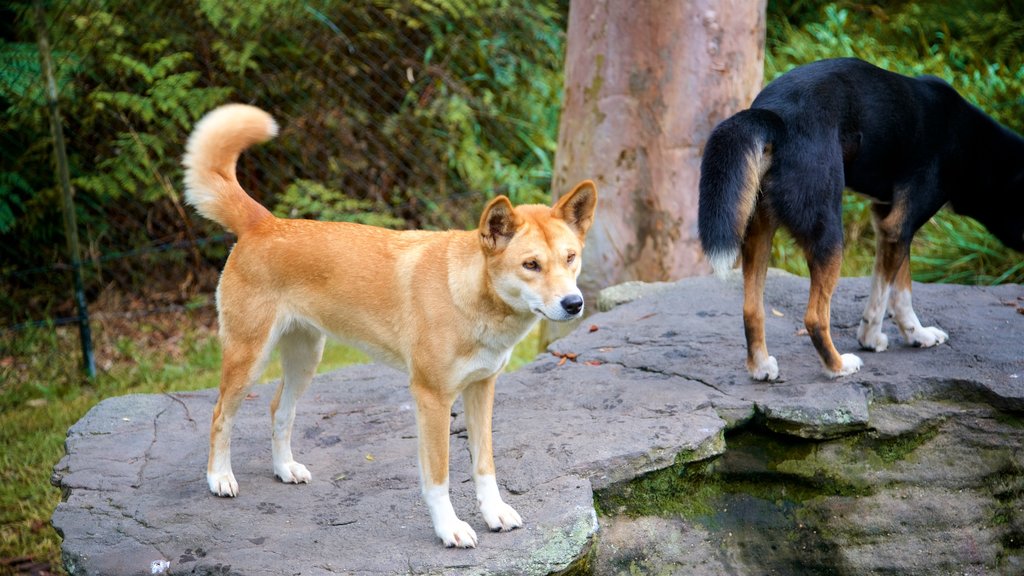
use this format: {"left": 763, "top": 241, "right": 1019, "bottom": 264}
{"left": 435, "top": 517, "right": 478, "bottom": 548}
{"left": 748, "top": 356, "right": 779, "bottom": 381}
{"left": 208, "top": 471, "right": 239, "bottom": 497}
{"left": 907, "top": 326, "right": 948, "bottom": 348}
{"left": 826, "top": 353, "right": 863, "bottom": 378}
{"left": 480, "top": 499, "right": 523, "bottom": 532}
{"left": 274, "top": 461, "right": 311, "bottom": 484}
{"left": 857, "top": 326, "right": 889, "bottom": 352}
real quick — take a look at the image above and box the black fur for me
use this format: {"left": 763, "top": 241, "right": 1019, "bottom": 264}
{"left": 699, "top": 57, "right": 1024, "bottom": 268}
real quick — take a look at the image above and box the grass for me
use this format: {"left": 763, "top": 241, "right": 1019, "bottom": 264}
{"left": 0, "top": 312, "right": 225, "bottom": 573}
{"left": 0, "top": 310, "right": 542, "bottom": 573}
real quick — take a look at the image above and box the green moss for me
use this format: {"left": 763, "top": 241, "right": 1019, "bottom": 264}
{"left": 986, "top": 463, "right": 1024, "bottom": 555}
{"left": 526, "top": 512, "right": 598, "bottom": 575}
{"left": 584, "top": 54, "right": 605, "bottom": 104}
{"left": 856, "top": 423, "right": 941, "bottom": 465}
{"left": 595, "top": 426, "right": 874, "bottom": 523}
{"left": 994, "top": 411, "right": 1024, "bottom": 429}
{"left": 596, "top": 458, "right": 723, "bottom": 519}
{"left": 548, "top": 538, "right": 597, "bottom": 576}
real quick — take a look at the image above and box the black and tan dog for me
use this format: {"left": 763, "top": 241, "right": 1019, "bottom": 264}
{"left": 699, "top": 58, "right": 1024, "bottom": 380}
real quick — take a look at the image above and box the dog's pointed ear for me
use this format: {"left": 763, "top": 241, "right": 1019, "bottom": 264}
{"left": 552, "top": 179, "right": 598, "bottom": 241}
{"left": 479, "top": 195, "right": 521, "bottom": 252}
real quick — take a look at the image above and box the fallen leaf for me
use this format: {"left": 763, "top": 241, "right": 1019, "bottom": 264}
{"left": 588, "top": 324, "right": 599, "bottom": 333}
{"left": 552, "top": 351, "right": 580, "bottom": 366}
{"left": 771, "top": 308, "right": 784, "bottom": 317}
{"left": 365, "top": 454, "right": 375, "bottom": 462}
{"left": 584, "top": 360, "right": 602, "bottom": 366}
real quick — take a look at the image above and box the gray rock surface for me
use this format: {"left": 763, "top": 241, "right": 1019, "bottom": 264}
{"left": 52, "top": 274, "right": 1023, "bottom": 575}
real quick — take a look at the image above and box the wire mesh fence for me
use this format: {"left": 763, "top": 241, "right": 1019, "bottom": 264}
{"left": 1, "top": 0, "right": 567, "bottom": 381}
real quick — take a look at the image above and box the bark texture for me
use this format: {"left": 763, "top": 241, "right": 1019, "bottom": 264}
{"left": 553, "top": 0, "right": 767, "bottom": 300}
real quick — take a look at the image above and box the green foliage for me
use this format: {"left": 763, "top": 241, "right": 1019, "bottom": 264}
{"left": 355, "top": 0, "right": 564, "bottom": 231}
{"left": 273, "top": 179, "right": 405, "bottom": 228}
{"left": 0, "top": 0, "right": 567, "bottom": 325}
{"left": 766, "top": 0, "right": 1024, "bottom": 284}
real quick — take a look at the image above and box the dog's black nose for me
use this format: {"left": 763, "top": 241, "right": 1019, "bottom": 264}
{"left": 561, "top": 294, "right": 584, "bottom": 316}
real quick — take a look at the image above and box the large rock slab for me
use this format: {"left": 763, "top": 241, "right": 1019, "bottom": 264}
{"left": 52, "top": 274, "right": 1023, "bottom": 575}
{"left": 51, "top": 365, "right": 726, "bottom": 575}
{"left": 554, "top": 274, "right": 1024, "bottom": 432}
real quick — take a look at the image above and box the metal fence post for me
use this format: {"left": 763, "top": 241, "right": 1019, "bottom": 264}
{"left": 35, "top": 0, "right": 96, "bottom": 378}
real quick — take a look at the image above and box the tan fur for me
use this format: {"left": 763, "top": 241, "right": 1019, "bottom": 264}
{"left": 183, "top": 104, "right": 597, "bottom": 548}
{"left": 740, "top": 207, "right": 778, "bottom": 378}
{"left": 803, "top": 251, "right": 844, "bottom": 373}
{"left": 736, "top": 144, "right": 772, "bottom": 237}
{"left": 708, "top": 144, "right": 772, "bottom": 278}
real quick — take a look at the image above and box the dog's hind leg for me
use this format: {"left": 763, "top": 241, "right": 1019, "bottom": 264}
{"left": 774, "top": 135, "right": 861, "bottom": 378}
{"left": 209, "top": 306, "right": 277, "bottom": 497}
{"left": 271, "top": 324, "right": 325, "bottom": 485}
{"left": 463, "top": 375, "right": 522, "bottom": 532}
{"left": 804, "top": 248, "right": 863, "bottom": 378}
{"left": 741, "top": 207, "right": 780, "bottom": 380}
{"left": 412, "top": 374, "right": 477, "bottom": 547}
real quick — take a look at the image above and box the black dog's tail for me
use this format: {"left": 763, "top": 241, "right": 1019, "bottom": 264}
{"left": 698, "top": 109, "right": 784, "bottom": 276}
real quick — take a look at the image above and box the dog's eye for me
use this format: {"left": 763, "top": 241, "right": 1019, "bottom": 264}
{"left": 523, "top": 259, "right": 540, "bottom": 271}
{"left": 567, "top": 253, "right": 576, "bottom": 265}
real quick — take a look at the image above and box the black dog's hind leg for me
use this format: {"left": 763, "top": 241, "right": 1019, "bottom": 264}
{"left": 775, "top": 135, "right": 863, "bottom": 378}
{"left": 741, "top": 207, "right": 779, "bottom": 380}
{"left": 803, "top": 245, "right": 864, "bottom": 377}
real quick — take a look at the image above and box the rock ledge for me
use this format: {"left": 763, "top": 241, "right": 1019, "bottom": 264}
{"left": 52, "top": 275, "right": 1023, "bottom": 575}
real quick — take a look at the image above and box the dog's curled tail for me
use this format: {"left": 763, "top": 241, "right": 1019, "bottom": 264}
{"left": 182, "top": 104, "right": 278, "bottom": 235}
{"left": 698, "top": 108, "right": 783, "bottom": 277}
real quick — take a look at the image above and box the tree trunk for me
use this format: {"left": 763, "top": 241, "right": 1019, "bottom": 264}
{"left": 552, "top": 0, "right": 767, "bottom": 303}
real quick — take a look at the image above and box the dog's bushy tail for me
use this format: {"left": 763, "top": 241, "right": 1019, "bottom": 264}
{"left": 698, "top": 109, "right": 783, "bottom": 276}
{"left": 182, "top": 104, "right": 278, "bottom": 235}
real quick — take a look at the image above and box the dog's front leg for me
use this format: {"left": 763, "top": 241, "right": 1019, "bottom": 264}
{"left": 412, "top": 378, "right": 478, "bottom": 548}
{"left": 463, "top": 376, "right": 522, "bottom": 533}
{"left": 888, "top": 262, "right": 948, "bottom": 348}
{"left": 859, "top": 208, "right": 947, "bottom": 350}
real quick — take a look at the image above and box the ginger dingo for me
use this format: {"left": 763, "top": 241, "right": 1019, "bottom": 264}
{"left": 182, "top": 104, "right": 597, "bottom": 547}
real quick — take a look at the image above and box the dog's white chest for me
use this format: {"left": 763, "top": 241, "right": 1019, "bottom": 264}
{"left": 454, "top": 346, "right": 513, "bottom": 387}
